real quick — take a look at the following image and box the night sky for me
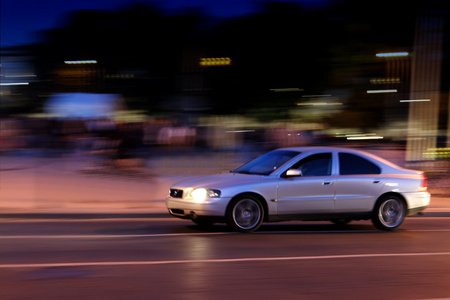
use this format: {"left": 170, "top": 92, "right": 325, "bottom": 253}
{"left": 1, "top": 0, "right": 328, "bottom": 48}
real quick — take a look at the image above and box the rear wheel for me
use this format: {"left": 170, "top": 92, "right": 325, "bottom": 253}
{"left": 372, "top": 195, "right": 406, "bottom": 231}
{"left": 226, "top": 195, "right": 264, "bottom": 233}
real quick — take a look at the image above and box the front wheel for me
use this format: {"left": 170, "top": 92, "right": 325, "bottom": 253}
{"left": 372, "top": 195, "right": 406, "bottom": 231}
{"left": 226, "top": 195, "right": 264, "bottom": 233}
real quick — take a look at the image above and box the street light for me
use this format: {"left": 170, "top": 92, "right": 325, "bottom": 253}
{"left": 64, "top": 60, "right": 97, "bottom": 64}
{"left": 376, "top": 52, "right": 409, "bottom": 57}
{"left": 367, "top": 89, "right": 398, "bottom": 94}
{"left": 400, "top": 99, "right": 431, "bottom": 103}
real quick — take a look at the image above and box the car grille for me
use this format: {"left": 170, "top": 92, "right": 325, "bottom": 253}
{"left": 170, "top": 189, "right": 183, "bottom": 198}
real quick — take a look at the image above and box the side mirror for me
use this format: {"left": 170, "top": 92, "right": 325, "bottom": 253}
{"left": 285, "top": 169, "right": 302, "bottom": 177}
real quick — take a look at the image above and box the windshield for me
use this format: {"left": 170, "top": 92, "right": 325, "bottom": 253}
{"left": 233, "top": 150, "right": 300, "bottom": 175}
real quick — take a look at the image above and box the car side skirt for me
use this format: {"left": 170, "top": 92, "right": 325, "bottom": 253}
{"left": 268, "top": 212, "right": 372, "bottom": 222}
{"left": 168, "top": 207, "right": 428, "bottom": 224}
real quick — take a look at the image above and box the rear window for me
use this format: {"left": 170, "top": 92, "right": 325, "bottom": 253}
{"left": 339, "top": 153, "right": 381, "bottom": 175}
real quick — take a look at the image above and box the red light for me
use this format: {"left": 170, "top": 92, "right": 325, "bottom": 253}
{"left": 420, "top": 175, "right": 428, "bottom": 191}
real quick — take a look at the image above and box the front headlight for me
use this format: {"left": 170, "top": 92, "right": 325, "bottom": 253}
{"left": 190, "top": 188, "right": 221, "bottom": 202}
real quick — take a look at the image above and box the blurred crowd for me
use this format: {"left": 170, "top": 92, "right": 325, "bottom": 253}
{"left": 3, "top": 116, "right": 450, "bottom": 195}
{"left": 0, "top": 116, "right": 319, "bottom": 163}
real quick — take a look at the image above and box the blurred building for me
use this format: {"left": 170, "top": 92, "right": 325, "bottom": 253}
{"left": 0, "top": 47, "right": 37, "bottom": 114}
{"left": 162, "top": 43, "right": 212, "bottom": 113}
{"left": 45, "top": 93, "right": 124, "bottom": 119}
{"left": 370, "top": 11, "right": 450, "bottom": 162}
{"left": 2, "top": 2, "right": 450, "bottom": 164}
{"left": 406, "top": 14, "right": 448, "bottom": 161}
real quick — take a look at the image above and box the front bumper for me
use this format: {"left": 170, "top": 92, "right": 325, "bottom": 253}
{"left": 166, "top": 196, "right": 231, "bottom": 220}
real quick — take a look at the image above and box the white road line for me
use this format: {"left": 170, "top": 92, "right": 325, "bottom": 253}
{"left": 2, "top": 228, "right": 450, "bottom": 239}
{"left": 413, "top": 229, "right": 450, "bottom": 232}
{"left": 2, "top": 252, "right": 450, "bottom": 269}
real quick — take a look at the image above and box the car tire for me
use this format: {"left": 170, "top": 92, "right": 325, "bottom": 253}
{"left": 226, "top": 195, "right": 264, "bottom": 233}
{"left": 372, "top": 195, "right": 406, "bottom": 231}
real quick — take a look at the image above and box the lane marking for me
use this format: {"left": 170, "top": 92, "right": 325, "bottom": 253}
{"left": 3, "top": 228, "right": 450, "bottom": 239}
{"left": 2, "top": 252, "right": 450, "bottom": 269}
{"left": 413, "top": 229, "right": 450, "bottom": 232}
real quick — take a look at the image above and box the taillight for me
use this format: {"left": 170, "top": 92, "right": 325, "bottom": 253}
{"left": 419, "top": 175, "right": 428, "bottom": 191}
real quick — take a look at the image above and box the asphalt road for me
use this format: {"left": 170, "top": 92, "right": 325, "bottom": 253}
{"left": 1, "top": 217, "right": 450, "bottom": 300}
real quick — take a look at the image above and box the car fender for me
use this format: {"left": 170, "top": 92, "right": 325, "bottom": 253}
{"left": 223, "top": 180, "right": 278, "bottom": 218}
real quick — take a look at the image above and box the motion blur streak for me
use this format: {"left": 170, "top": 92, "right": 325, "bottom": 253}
{"left": 376, "top": 52, "right": 409, "bottom": 57}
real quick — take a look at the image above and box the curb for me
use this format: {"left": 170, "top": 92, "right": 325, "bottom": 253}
{"left": 0, "top": 213, "right": 171, "bottom": 219}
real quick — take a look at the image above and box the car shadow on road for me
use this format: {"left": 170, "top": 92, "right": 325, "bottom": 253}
{"left": 184, "top": 222, "right": 390, "bottom": 234}
{"left": 256, "top": 222, "right": 384, "bottom": 233}
{"left": 95, "top": 221, "right": 394, "bottom": 236}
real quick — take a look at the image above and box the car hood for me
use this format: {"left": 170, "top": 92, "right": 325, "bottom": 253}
{"left": 172, "top": 173, "right": 266, "bottom": 190}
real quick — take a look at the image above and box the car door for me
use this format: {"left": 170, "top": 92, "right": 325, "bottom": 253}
{"left": 276, "top": 153, "right": 336, "bottom": 216}
{"left": 334, "top": 152, "right": 384, "bottom": 213}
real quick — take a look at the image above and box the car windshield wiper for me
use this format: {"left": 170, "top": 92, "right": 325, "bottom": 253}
{"left": 232, "top": 170, "right": 267, "bottom": 175}
{"left": 232, "top": 170, "right": 252, "bottom": 174}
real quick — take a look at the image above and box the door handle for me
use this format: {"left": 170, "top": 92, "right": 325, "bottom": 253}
{"left": 323, "top": 181, "right": 333, "bottom": 185}
{"left": 373, "top": 180, "right": 380, "bottom": 184}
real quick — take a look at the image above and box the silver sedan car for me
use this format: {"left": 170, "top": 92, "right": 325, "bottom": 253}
{"left": 166, "top": 147, "right": 430, "bottom": 232}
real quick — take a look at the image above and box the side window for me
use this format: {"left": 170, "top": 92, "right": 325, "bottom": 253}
{"left": 339, "top": 153, "right": 381, "bottom": 175}
{"left": 290, "top": 153, "right": 332, "bottom": 176}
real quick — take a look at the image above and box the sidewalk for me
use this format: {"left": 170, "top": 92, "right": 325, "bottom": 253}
{"left": 0, "top": 154, "right": 176, "bottom": 216}
{"left": 0, "top": 153, "right": 449, "bottom": 218}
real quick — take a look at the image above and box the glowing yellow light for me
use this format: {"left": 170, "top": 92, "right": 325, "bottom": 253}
{"left": 199, "top": 57, "right": 231, "bottom": 67}
{"left": 191, "top": 188, "right": 207, "bottom": 202}
{"left": 370, "top": 78, "right": 401, "bottom": 84}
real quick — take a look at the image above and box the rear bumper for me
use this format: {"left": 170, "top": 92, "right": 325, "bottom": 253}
{"left": 403, "top": 191, "right": 430, "bottom": 216}
{"left": 407, "top": 205, "right": 428, "bottom": 216}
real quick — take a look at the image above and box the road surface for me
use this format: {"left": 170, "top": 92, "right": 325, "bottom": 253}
{"left": 1, "top": 216, "right": 450, "bottom": 300}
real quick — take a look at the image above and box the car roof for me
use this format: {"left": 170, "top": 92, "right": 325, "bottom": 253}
{"left": 279, "top": 146, "right": 381, "bottom": 154}
{"left": 278, "top": 146, "right": 389, "bottom": 160}
{"left": 278, "top": 146, "right": 371, "bottom": 155}
{"left": 277, "top": 146, "right": 419, "bottom": 175}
